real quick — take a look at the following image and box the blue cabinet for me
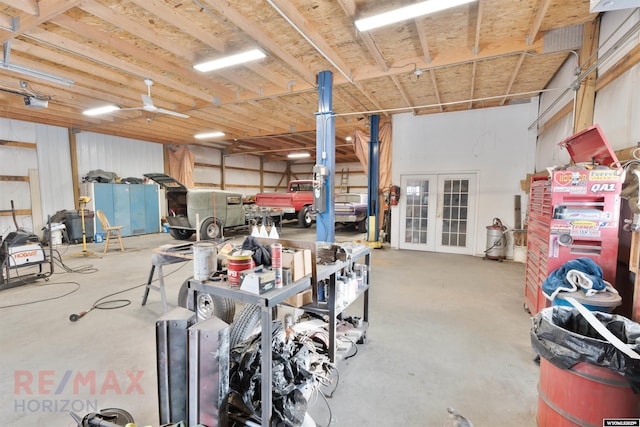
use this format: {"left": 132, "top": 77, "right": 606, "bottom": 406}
{"left": 85, "top": 183, "right": 160, "bottom": 237}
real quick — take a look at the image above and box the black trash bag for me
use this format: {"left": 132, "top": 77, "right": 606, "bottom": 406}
{"left": 242, "top": 236, "right": 272, "bottom": 267}
{"left": 531, "top": 306, "right": 640, "bottom": 393}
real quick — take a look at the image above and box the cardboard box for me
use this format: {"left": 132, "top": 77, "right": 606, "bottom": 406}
{"left": 303, "top": 249, "right": 312, "bottom": 277}
{"left": 283, "top": 289, "right": 312, "bottom": 308}
{"left": 282, "top": 249, "right": 306, "bottom": 282}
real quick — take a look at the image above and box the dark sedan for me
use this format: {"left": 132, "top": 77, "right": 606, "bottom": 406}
{"left": 334, "top": 193, "right": 368, "bottom": 231}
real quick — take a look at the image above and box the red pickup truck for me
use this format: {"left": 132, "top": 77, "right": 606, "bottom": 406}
{"left": 255, "top": 180, "right": 314, "bottom": 227}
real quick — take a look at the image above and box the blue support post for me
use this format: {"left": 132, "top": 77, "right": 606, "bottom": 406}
{"left": 368, "top": 115, "right": 380, "bottom": 242}
{"left": 315, "top": 70, "right": 335, "bottom": 243}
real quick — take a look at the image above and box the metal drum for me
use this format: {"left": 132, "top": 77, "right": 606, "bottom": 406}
{"left": 485, "top": 218, "right": 507, "bottom": 260}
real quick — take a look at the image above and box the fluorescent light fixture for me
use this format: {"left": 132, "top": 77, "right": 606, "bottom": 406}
{"left": 194, "top": 49, "right": 266, "bottom": 72}
{"left": 354, "top": 0, "right": 476, "bottom": 31}
{"left": 287, "top": 152, "right": 311, "bottom": 159}
{"left": 0, "top": 62, "right": 74, "bottom": 87}
{"left": 83, "top": 105, "right": 120, "bottom": 116}
{"left": 195, "top": 131, "right": 225, "bottom": 139}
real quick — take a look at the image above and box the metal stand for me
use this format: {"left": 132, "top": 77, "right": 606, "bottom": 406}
{"left": 71, "top": 199, "right": 99, "bottom": 258}
{"left": 142, "top": 253, "right": 190, "bottom": 313}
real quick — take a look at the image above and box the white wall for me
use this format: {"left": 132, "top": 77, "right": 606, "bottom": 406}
{"left": 390, "top": 101, "right": 539, "bottom": 256}
{"left": 0, "top": 119, "right": 75, "bottom": 237}
{"left": 76, "top": 132, "right": 164, "bottom": 182}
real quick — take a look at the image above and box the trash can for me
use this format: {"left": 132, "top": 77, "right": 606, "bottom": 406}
{"left": 531, "top": 306, "right": 640, "bottom": 426}
{"left": 62, "top": 210, "right": 94, "bottom": 244}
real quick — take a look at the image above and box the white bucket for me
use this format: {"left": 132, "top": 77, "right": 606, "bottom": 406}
{"left": 513, "top": 245, "right": 527, "bottom": 263}
{"left": 193, "top": 242, "right": 217, "bottom": 281}
{"left": 51, "top": 229, "right": 63, "bottom": 246}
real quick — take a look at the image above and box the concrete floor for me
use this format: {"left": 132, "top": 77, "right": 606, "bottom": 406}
{"left": 0, "top": 223, "right": 538, "bottom": 426}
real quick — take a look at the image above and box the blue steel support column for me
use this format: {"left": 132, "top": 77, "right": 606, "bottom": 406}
{"left": 316, "top": 70, "right": 335, "bottom": 243}
{"left": 368, "top": 115, "right": 380, "bottom": 241}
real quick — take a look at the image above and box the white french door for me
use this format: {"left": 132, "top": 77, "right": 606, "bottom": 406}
{"left": 399, "top": 173, "right": 477, "bottom": 254}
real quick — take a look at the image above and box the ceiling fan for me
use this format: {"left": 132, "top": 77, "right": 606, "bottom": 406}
{"left": 120, "top": 78, "right": 190, "bottom": 118}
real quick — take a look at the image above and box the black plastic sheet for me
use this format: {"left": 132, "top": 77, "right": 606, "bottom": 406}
{"left": 531, "top": 306, "right": 640, "bottom": 392}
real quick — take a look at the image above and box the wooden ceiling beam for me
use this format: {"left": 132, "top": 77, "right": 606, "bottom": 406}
{"left": 390, "top": 75, "right": 417, "bottom": 114}
{"left": 500, "top": 53, "right": 526, "bottom": 106}
{"left": 78, "top": 3, "right": 265, "bottom": 96}
{"left": 356, "top": 37, "right": 544, "bottom": 81}
{"left": 24, "top": 27, "right": 231, "bottom": 103}
{"left": 268, "top": 0, "right": 352, "bottom": 76}
{"left": 0, "top": 12, "right": 12, "bottom": 30}
{"left": 0, "top": 0, "right": 81, "bottom": 43}
{"left": 49, "top": 15, "right": 223, "bottom": 104}
{"left": 198, "top": 0, "right": 317, "bottom": 86}
{"left": 126, "top": 0, "right": 286, "bottom": 93}
{"left": 468, "top": 0, "right": 483, "bottom": 107}
{"left": 527, "top": 0, "right": 552, "bottom": 45}
{"left": 191, "top": 109, "right": 263, "bottom": 136}
{"left": 222, "top": 104, "right": 290, "bottom": 135}
{"left": 0, "top": 0, "right": 38, "bottom": 15}
{"left": 246, "top": 100, "right": 310, "bottom": 131}
{"left": 415, "top": 19, "right": 432, "bottom": 64}
{"left": 472, "top": 0, "right": 484, "bottom": 55}
{"left": 429, "top": 70, "right": 443, "bottom": 113}
{"left": 469, "top": 62, "right": 477, "bottom": 109}
{"left": 338, "top": 0, "right": 389, "bottom": 69}
{"left": 79, "top": 2, "right": 196, "bottom": 63}
{"left": 268, "top": 97, "right": 314, "bottom": 126}
{"left": 244, "top": 63, "right": 292, "bottom": 90}
{"left": 126, "top": 0, "right": 225, "bottom": 52}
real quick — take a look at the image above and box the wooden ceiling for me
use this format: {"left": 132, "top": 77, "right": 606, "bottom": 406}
{"left": 0, "top": 0, "right": 596, "bottom": 162}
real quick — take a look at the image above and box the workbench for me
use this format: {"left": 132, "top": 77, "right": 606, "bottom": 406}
{"left": 187, "top": 273, "right": 311, "bottom": 427}
{"left": 158, "top": 238, "right": 372, "bottom": 426}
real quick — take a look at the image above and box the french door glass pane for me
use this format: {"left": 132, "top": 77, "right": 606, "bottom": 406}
{"left": 404, "top": 179, "right": 429, "bottom": 244}
{"left": 441, "top": 178, "right": 470, "bottom": 247}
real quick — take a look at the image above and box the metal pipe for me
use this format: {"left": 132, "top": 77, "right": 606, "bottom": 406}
{"left": 529, "top": 13, "right": 640, "bottom": 130}
{"left": 332, "top": 87, "right": 563, "bottom": 117}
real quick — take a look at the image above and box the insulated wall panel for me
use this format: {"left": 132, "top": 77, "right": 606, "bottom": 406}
{"left": 76, "top": 132, "right": 163, "bottom": 183}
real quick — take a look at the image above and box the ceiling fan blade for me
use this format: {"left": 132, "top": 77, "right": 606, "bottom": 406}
{"left": 156, "top": 108, "right": 190, "bottom": 118}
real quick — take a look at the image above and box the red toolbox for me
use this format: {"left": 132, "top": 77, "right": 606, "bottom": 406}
{"left": 525, "top": 125, "right": 622, "bottom": 315}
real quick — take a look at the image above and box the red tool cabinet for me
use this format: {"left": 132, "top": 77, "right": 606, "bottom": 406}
{"left": 524, "top": 125, "right": 622, "bottom": 315}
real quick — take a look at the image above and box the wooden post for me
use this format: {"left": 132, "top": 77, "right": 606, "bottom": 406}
{"left": 573, "top": 16, "right": 600, "bottom": 133}
{"left": 68, "top": 129, "right": 80, "bottom": 209}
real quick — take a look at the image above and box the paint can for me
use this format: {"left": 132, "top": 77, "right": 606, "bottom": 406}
{"left": 193, "top": 242, "right": 217, "bottom": 281}
{"left": 271, "top": 243, "right": 283, "bottom": 289}
{"left": 227, "top": 250, "right": 254, "bottom": 287}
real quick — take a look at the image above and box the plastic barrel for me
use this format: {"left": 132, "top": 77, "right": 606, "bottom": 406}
{"left": 537, "top": 358, "right": 640, "bottom": 426}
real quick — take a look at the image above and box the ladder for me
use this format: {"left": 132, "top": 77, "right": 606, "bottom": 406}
{"left": 340, "top": 168, "right": 349, "bottom": 192}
